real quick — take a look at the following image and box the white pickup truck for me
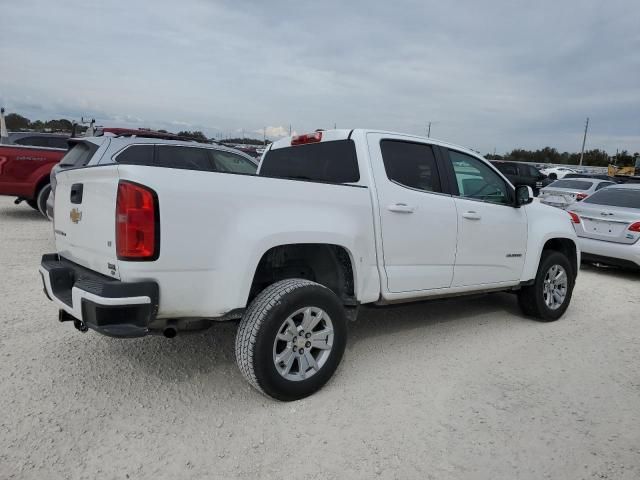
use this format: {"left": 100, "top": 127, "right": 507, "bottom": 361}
{"left": 40, "top": 129, "right": 579, "bottom": 400}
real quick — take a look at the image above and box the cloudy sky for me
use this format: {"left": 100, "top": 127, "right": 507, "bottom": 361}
{"left": 1, "top": 0, "right": 638, "bottom": 153}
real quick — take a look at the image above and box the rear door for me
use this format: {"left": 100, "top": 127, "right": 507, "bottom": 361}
{"left": 367, "top": 134, "right": 458, "bottom": 292}
{"left": 54, "top": 144, "right": 123, "bottom": 278}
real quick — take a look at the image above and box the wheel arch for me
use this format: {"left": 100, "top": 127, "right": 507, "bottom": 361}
{"left": 31, "top": 173, "right": 51, "bottom": 200}
{"left": 522, "top": 236, "right": 579, "bottom": 282}
{"left": 542, "top": 238, "right": 578, "bottom": 277}
{"left": 246, "top": 243, "right": 357, "bottom": 307}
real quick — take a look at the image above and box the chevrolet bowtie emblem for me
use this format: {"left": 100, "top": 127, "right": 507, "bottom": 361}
{"left": 70, "top": 208, "right": 82, "bottom": 224}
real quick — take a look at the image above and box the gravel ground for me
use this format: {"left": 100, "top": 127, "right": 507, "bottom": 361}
{"left": 1, "top": 196, "right": 639, "bottom": 480}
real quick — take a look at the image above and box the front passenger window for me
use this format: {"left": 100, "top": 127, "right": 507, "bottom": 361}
{"left": 449, "top": 150, "right": 511, "bottom": 205}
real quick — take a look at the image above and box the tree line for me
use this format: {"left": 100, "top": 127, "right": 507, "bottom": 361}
{"left": 485, "top": 146, "right": 638, "bottom": 167}
{"left": 3, "top": 113, "right": 80, "bottom": 133}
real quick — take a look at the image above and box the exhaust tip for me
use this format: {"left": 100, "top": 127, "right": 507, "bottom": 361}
{"left": 163, "top": 326, "right": 177, "bottom": 339}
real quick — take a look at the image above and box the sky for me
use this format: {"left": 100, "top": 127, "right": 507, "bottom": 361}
{"left": 1, "top": 0, "right": 638, "bottom": 154}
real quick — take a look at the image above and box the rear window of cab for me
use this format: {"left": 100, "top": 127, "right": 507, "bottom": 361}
{"left": 260, "top": 139, "right": 359, "bottom": 183}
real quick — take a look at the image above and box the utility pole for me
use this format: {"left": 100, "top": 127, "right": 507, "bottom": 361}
{"left": 289, "top": 124, "right": 292, "bottom": 136}
{"left": 427, "top": 121, "right": 431, "bottom": 138}
{"left": 579, "top": 117, "right": 589, "bottom": 166}
{"left": 0, "top": 107, "right": 8, "bottom": 144}
{"left": 263, "top": 127, "right": 266, "bottom": 146}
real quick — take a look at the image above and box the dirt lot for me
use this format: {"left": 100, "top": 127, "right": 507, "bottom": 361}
{"left": 1, "top": 196, "right": 639, "bottom": 480}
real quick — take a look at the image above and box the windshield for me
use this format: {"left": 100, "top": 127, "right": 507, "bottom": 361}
{"left": 583, "top": 188, "right": 640, "bottom": 209}
{"left": 548, "top": 180, "right": 592, "bottom": 190}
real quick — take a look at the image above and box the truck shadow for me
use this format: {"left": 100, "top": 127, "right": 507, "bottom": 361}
{"left": 348, "top": 292, "right": 524, "bottom": 344}
{"left": 74, "top": 292, "right": 525, "bottom": 386}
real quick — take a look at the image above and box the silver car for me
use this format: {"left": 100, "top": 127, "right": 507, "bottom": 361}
{"left": 539, "top": 178, "right": 616, "bottom": 209}
{"left": 569, "top": 184, "right": 640, "bottom": 269}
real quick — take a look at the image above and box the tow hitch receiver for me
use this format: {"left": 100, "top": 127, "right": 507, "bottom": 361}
{"left": 58, "top": 310, "right": 88, "bottom": 332}
{"left": 74, "top": 320, "right": 88, "bottom": 333}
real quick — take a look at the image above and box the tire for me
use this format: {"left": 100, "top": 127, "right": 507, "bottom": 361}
{"left": 517, "top": 250, "right": 574, "bottom": 321}
{"left": 26, "top": 199, "right": 39, "bottom": 211}
{"left": 235, "top": 279, "right": 347, "bottom": 401}
{"left": 35, "top": 183, "right": 52, "bottom": 219}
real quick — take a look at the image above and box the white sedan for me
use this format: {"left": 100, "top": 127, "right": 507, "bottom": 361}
{"left": 540, "top": 166, "right": 578, "bottom": 179}
{"left": 569, "top": 184, "right": 640, "bottom": 269}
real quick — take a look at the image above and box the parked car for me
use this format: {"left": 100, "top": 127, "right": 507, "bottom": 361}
{"left": 569, "top": 184, "right": 640, "bottom": 269}
{"left": 539, "top": 178, "right": 616, "bottom": 209}
{"left": 490, "top": 160, "right": 551, "bottom": 195}
{"left": 46, "top": 128, "right": 258, "bottom": 219}
{"left": 563, "top": 173, "right": 623, "bottom": 183}
{"left": 0, "top": 132, "right": 70, "bottom": 217}
{"left": 540, "top": 166, "right": 578, "bottom": 179}
{"left": 39, "top": 129, "right": 579, "bottom": 400}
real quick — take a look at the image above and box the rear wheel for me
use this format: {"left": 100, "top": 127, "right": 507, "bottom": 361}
{"left": 235, "top": 279, "right": 347, "bottom": 401}
{"left": 35, "top": 183, "right": 52, "bottom": 219}
{"left": 517, "top": 250, "right": 574, "bottom": 321}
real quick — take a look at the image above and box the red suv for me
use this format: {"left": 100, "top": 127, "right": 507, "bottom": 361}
{"left": 0, "top": 132, "right": 69, "bottom": 217}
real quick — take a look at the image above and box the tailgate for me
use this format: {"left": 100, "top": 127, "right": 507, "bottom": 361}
{"left": 53, "top": 165, "right": 121, "bottom": 278}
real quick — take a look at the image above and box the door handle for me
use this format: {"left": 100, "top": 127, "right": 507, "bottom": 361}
{"left": 70, "top": 183, "right": 83, "bottom": 204}
{"left": 462, "top": 211, "right": 481, "bottom": 220}
{"left": 388, "top": 203, "right": 415, "bottom": 213}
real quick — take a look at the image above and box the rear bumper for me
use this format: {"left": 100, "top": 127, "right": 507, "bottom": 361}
{"left": 39, "top": 254, "right": 159, "bottom": 337}
{"left": 578, "top": 237, "right": 640, "bottom": 269}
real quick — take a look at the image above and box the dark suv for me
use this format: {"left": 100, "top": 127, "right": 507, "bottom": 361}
{"left": 490, "top": 161, "right": 550, "bottom": 195}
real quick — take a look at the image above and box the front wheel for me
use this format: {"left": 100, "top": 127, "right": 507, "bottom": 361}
{"left": 517, "top": 250, "right": 575, "bottom": 321}
{"left": 235, "top": 279, "right": 347, "bottom": 401}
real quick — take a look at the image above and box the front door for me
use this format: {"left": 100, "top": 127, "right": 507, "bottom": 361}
{"left": 444, "top": 149, "right": 527, "bottom": 287}
{"left": 368, "top": 134, "right": 458, "bottom": 293}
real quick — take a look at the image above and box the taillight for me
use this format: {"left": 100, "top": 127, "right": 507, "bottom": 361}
{"left": 629, "top": 222, "right": 640, "bottom": 232}
{"left": 116, "top": 181, "right": 159, "bottom": 260}
{"left": 291, "top": 131, "right": 322, "bottom": 145}
{"left": 568, "top": 211, "right": 581, "bottom": 224}
{"left": 575, "top": 193, "right": 588, "bottom": 201}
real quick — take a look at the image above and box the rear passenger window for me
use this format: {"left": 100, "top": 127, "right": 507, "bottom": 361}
{"left": 380, "top": 140, "right": 441, "bottom": 193}
{"left": 500, "top": 164, "right": 518, "bottom": 175}
{"left": 211, "top": 150, "right": 257, "bottom": 174}
{"left": 116, "top": 145, "right": 154, "bottom": 166}
{"left": 156, "top": 146, "right": 213, "bottom": 171}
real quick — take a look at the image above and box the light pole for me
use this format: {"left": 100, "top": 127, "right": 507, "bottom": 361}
{"left": 579, "top": 117, "right": 589, "bottom": 166}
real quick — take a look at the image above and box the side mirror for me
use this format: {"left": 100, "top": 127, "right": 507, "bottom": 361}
{"left": 515, "top": 185, "right": 533, "bottom": 207}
